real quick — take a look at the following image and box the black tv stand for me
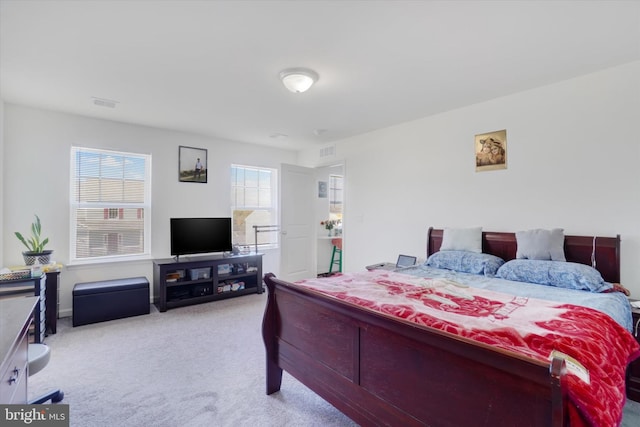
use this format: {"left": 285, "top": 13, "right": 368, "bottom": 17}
{"left": 153, "top": 253, "right": 263, "bottom": 312}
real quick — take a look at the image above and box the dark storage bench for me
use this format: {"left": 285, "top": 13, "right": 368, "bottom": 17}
{"left": 73, "top": 277, "right": 150, "bottom": 326}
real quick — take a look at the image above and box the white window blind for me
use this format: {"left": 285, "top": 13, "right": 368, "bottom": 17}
{"left": 231, "top": 165, "right": 278, "bottom": 248}
{"left": 70, "top": 147, "right": 151, "bottom": 261}
{"left": 329, "top": 174, "right": 343, "bottom": 214}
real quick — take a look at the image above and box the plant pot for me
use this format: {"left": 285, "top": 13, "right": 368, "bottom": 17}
{"left": 22, "top": 250, "right": 53, "bottom": 266}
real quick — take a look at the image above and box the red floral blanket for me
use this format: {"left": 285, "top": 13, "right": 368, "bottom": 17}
{"left": 296, "top": 271, "right": 640, "bottom": 427}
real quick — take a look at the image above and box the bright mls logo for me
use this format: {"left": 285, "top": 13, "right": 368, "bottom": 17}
{"left": 1, "top": 405, "right": 69, "bottom": 426}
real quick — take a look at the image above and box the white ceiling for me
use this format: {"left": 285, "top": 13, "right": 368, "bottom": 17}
{"left": 1, "top": 1, "right": 639, "bottom": 150}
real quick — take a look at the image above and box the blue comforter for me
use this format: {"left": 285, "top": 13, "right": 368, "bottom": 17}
{"left": 400, "top": 264, "right": 634, "bottom": 332}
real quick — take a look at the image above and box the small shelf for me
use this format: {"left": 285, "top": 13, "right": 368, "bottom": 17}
{"left": 153, "top": 253, "right": 263, "bottom": 312}
{"left": 165, "top": 278, "right": 214, "bottom": 288}
{"left": 219, "top": 273, "right": 255, "bottom": 281}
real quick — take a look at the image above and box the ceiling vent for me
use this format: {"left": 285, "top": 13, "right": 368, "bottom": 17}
{"left": 319, "top": 145, "right": 336, "bottom": 159}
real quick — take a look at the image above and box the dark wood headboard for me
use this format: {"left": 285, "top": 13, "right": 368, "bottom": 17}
{"left": 427, "top": 227, "right": 621, "bottom": 283}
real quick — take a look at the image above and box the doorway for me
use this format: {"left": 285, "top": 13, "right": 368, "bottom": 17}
{"left": 279, "top": 162, "right": 345, "bottom": 281}
{"left": 315, "top": 164, "right": 344, "bottom": 276}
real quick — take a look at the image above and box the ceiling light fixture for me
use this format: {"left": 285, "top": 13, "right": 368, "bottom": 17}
{"left": 279, "top": 68, "right": 319, "bottom": 93}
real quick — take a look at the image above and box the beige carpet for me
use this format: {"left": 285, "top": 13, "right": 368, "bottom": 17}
{"left": 29, "top": 292, "right": 640, "bottom": 426}
{"left": 29, "top": 293, "right": 356, "bottom": 427}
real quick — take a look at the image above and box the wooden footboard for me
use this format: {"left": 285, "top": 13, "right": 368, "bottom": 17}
{"left": 262, "top": 273, "right": 568, "bottom": 426}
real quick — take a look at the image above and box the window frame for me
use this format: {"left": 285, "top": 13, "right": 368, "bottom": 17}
{"left": 230, "top": 164, "right": 279, "bottom": 250}
{"left": 69, "top": 146, "right": 152, "bottom": 264}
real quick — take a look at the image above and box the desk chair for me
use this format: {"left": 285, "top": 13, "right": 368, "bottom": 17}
{"left": 28, "top": 343, "right": 64, "bottom": 403}
{"left": 329, "top": 238, "right": 342, "bottom": 273}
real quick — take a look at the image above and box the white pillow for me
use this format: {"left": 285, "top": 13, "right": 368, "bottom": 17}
{"left": 440, "top": 227, "right": 482, "bottom": 253}
{"left": 515, "top": 228, "right": 566, "bottom": 261}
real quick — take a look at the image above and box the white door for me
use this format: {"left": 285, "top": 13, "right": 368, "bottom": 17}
{"left": 280, "top": 163, "right": 316, "bottom": 282}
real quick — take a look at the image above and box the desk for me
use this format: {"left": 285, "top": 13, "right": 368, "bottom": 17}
{"left": 0, "top": 296, "right": 38, "bottom": 403}
{"left": 5, "top": 266, "right": 62, "bottom": 336}
{"left": 45, "top": 271, "right": 60, "bottom": 334}
{"left": 0, "top": 276, "right": 46, "bottom": 343}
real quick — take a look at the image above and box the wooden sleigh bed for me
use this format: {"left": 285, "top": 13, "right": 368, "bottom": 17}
{"left": 262, "top": 228, "right": 633, "bottom": 426}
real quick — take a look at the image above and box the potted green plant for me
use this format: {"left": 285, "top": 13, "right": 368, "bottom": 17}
{"left": 320, "top": 219, "right": 341, "bottom": 237}
{"left": 15, "top": 214, "right": 53, "bottom": 265}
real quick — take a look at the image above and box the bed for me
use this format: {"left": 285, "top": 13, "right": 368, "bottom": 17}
{"left": 262, "top": 228, "right": 640, "bottom": 426}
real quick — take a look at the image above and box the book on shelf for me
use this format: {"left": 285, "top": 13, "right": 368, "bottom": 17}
{"left": 217, "top": 264, "right": 232, "bottom": 275}
{"left": 217, "top": 280, "right": 245, "bottom": 293}
{"left": 165, "top": 272, "right": 182, "bottom": 281}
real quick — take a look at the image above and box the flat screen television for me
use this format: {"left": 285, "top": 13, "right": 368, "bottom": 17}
{"left": 170, "top": 217, "right": 232, "bottom": 258}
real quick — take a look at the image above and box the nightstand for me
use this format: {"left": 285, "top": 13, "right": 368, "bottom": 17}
{"left": 627, "top": 301, "right": 640, "bottom": 402}
{"left": 365, "top": 262, "right": 396, "bottom": 271}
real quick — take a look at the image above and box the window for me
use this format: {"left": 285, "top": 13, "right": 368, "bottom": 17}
{"left": 107, "top": 208, "right": 119, "bottom": 219}
{"left": 329, "top": 174, "right": 343, "bottom": 215}
{"left": 70, "top": 147, "right": 151, "bottom": 262}
{"left": 231, "top": 165, "right": 278, "bottom": 248}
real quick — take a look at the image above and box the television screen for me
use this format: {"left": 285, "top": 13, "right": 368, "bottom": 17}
{"left": 170, "top": 217, "right": 232, "bottom": 257}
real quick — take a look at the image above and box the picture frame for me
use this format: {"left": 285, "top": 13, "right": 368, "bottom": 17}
{"left": 475, "top": 129, "right": 507, "bottom": 172}
{"left": 318, "top": 181, "right": 328, "bottom": 198}
{"left": 179, "top": 146, "right": 207, "bottom": 183}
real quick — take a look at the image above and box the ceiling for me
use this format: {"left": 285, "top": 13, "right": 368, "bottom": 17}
{"left": 1, "top": 1, "right": 639, "bottom": 151}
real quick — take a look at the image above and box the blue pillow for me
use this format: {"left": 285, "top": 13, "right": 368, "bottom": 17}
{"left": 496, "top": 259, "right": 612, "bottom": 293}
{"left": 426, "top": 250, "right": 505, "bottom": 277}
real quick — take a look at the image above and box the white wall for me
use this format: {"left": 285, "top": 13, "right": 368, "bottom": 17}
{"left": 2, "top": 105, "right": 296, "bottom": 316}
{"left": 4, "top": 61, "right": 639, "bottom": 311}
{"left": 300, "top": 61, "right": 640, "bottom": 297}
